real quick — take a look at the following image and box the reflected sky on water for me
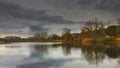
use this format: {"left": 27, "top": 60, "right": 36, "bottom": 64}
{"left": 0, "top": 42, "right": 119, "bottom": 68}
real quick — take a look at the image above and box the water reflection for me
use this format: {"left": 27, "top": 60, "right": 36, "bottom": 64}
{"left": 81, "top": 47, "right": 105, "bottom": 65}
{"left": 0, "top": 42, "right": 119, "bottom": 68}
{"left": 0, "top": 45, "right": 31, "bottom": 56}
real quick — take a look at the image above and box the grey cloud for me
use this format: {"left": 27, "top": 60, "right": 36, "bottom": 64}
{"left": 95, "top": 0, "right": 120, "bottom": 11}
{"left": 1, "top": 0, "right": 118, "bottom": 21}
{"left": 77, "top": 0, "right": 120, "bottom": 11}
{"left": 29, "top": 25, "right": 48, "bottom": 34}
{"left": 0, "top": 1, "right": 78, "bottom": 24}
{"left": 76, "top": 0, "right": 120, "bottom": 11}
{"left": 41, "top": 0, "right": 120, "bottom": 12}
{"left": 0, "top": 0, "right": 119, "bottom": 36}
{"left": 0, "top": 0, "right": 82, "bottom": 36}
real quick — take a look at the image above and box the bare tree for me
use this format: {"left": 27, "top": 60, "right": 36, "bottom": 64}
{"left": 81, "top": 18, "right": 106, "bottom": 38}
{"left": 116, "top": 20, "right": 120, "bottom": 36}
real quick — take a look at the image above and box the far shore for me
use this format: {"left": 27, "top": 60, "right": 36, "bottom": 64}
{"left": 0, "top": 37, "right": 120, "bottom": 48}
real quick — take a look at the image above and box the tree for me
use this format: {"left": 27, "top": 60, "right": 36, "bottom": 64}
{"left": 106, "top": 25, "right": 118, "bottom": 37}
{"left": 51, "top": 34, "right": 60, "bottom": 40}
{"left": 62, "top": 28, "right": 73, "bottom": 41}
{"left": 117, "top": 20, "right": 120, "bottom": 36}
{"left": 81, "top": 19, "right": 106, "bottom": 38}
{"left": 63, "top": 28, "right": 71, "bottom": 34}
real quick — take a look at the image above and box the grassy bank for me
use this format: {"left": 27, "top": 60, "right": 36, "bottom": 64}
{"left": 62, "top": 37, "right": 120, "bottom": 47}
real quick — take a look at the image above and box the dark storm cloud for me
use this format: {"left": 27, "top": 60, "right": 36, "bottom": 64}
{"left": 0, "top": 0, "right": 78, "bottom": 24}
{"left": 77, "top": 0, "right": 120, "bottom": 11}
{"left": 0, "top": 0, "right": 82, "bottom": 36}
{"left": 29, "top": 25, "right": 48, "bottom": 33}
{"left": 95, "top": 0, "right": 120, "bottom": 11}
{"left": 35, "top": 0, "right": 120, "bottom": 12}
{"left": 0, "top": 0, "right": 119, "bottom": 24}
{"left": 1, "top": 0, "right": 120, "bottom": 13}
{"left": 0, "top": 0, "right": 119, "bottom": 36}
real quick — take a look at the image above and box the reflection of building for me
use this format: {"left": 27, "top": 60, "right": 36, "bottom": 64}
{"left": 62, "top": 46, "right": 71, "bottom": 56}
{"left": 118, "top": 57, "right": 120, "bottom": 64}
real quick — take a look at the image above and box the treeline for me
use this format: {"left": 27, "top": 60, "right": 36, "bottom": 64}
{"left": 62, "top": 19, "right": 120, "bottom": 46}
{"left": 81, "top": 18, "right": 120, "bottom": 38}
{"left": 0, "top": 19, "right": 120, "bottom": 44}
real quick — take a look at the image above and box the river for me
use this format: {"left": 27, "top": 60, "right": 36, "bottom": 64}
{"left": 0, "top": 42, "right": 119, "bottom": 68}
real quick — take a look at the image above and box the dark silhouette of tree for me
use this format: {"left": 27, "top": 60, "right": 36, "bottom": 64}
{"left": 62, "top": 28, "right": 74, "bottom": 46}
{"left": 62, "top": 28, "right": 73, "bottom": 41}
{"left": 106, "top": 25, "right": 118, "bottom": 37}
{"left": 117, "top": 20, "right": 120, "bottom": 36}
{"left": 81, "top": 18, "right": 106, "bottom": 38}
{"left": 51, "top": 34, "right": 61, "bottom": 40}
{"left": 62, "top": 28, "right": 71, "bottom": 34}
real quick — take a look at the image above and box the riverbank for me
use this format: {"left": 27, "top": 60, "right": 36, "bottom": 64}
{"left": 62, "top": 37, "right": 120, "bottom": 47}
{"left": 1, "top": 37, "right": 120, "bottom": 48}
{"left": 0, "top": 41, "right": 9, "bottom": 44}
{"left": 0, "top": 40, "right": 63, "bottom": 44}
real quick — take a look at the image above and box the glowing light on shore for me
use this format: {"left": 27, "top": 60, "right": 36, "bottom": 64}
{"left": 0, "top": 46, "right": 6, "bottom": 50}
{"left": 0, "top": 34, "right": 28, "bottom": 38}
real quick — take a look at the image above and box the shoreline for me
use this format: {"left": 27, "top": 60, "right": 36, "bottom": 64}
{"left": 0, "top": 38, "right": 120, "bottom": 47}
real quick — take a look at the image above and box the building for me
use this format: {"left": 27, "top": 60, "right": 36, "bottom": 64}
{"left": 34, "top": 32, "right": 48, "bottom": 39}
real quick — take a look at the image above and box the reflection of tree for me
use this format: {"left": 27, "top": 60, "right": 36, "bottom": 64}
{"left": 34, "top": 44, "right": 120, "bottom": 65}
{"left": 62, "top": 46, "right": 72, "bottom": 56}
{"left": 80, "top": 45, "right": 120, "bottom": 65}
{"left": 81, "top": 46, "right": 105, "bottom": 65}
{"left": 51, "top": 44, "right": 61, "bottom": 48}
{"left": 105, "top": 47, "right": 120, "bottom": 58}
{"left": 118, "top": 57, "right": 120, "bottom": 64}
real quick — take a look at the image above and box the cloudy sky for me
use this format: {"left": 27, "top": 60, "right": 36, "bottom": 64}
{"left": 0, "top": 0, "right": 120, "bottom": 37}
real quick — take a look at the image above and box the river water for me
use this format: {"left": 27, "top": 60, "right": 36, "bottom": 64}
{"left": 0, "top": 42, "right": 119, "bottom": 68}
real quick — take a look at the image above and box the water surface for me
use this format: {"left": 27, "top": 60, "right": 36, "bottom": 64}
{"left": 0, "top": 42, "right": 120, "bottom": 68}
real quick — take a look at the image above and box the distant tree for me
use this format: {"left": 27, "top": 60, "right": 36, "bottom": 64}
{"left": 95, "top": 22, "right": 106, "bottom": 37}
{"left": 106, "top": 25, "right": 118, "bottom": 37}
{"left": 117, "top": 19, "right": 120, "bottom": 26}
{"left": 5, "top": 36, "right": 21, "bottom": 42}
{"left": 84, "top": 20, "right": 94, "bottom": 32}
{"left": 81, "top": 18, "right": 106, "bottom": 38}
{"left": 51, "top": 34, "right": 60, "bottom": 40}
{"left": 62, "top": 28, "right": 73, "bottom": 41}
{"left": 63, "top": 28, "right": 71, "bottom": 34}
{"left": 117, "top": 20, "right": 120, "bottom": 36}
